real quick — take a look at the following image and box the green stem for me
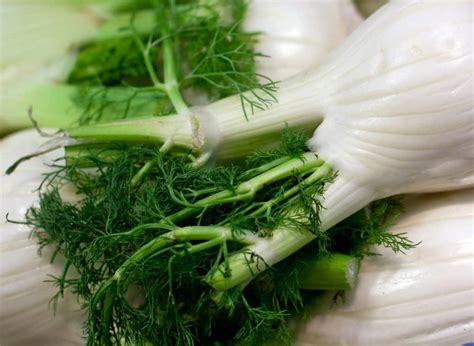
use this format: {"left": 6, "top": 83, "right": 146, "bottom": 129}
{"left": 130, "top": 139, "right": 173, "bottom": 187}
{"left": 131, "top": 160, "right": 156, "bottom": 187}
{"left": 100, "top": 282, "right": 117, "bottom": 345}
{"left": 161, "top": 11, "right": 189, "bottom": 115}
{"left": 66, "top": 115, "right": 194, "bottom": 149}
{"left": 64, "top": 143, "right": 123, "bottom": 167}
{"left": 173, "top": 226, "right": 254, "bottom": 244}
{"left": 204, "top": 161, "right": 333, "bottom": 291}
{"left": 61, "top": 73, "right": 325, "bottom": 162}
{"left": 130, "top": 15, "right": 166, "bottom": 92}
{"left": 164, "top": 153, "right": 324, "bottom": 224}
{"left": 239, "top": 156, "right": 291, "bottom": 180}
{"left": 186, "top": 237, "right": 225, "bottom": 253}
{"left": 88, "top": 279, "right": 116, "bottom": 346}
{"left": 249, "top": 163, "right": 332, "bottom": 218}
{"left": 108, "top": 225, "right": 255, "bottom": 282}
{"left": 297, "top": 254, "right": 360, "bottom": 290}
{"left": 239, "top": 153, "right": 322, "bottom": 193}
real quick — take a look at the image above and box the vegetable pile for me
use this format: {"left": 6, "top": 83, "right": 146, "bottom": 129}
{"left": 1, "top": 0, "right": 473, "bottom": 345}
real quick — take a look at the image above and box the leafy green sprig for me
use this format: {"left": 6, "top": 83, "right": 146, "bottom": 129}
{"left": 23, "top": 131, "right": 313, "bottom": 344}
{"left": 67, "top": 0, "right": 276, "bottom": 125}
{"left": 328, "top": 198, "right": 420, "bottom": 257}
{"left": 20, "top": 127, "right": 416, "bottom": 345}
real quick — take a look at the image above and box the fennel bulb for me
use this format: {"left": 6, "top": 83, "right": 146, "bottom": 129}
{"left": 197, "top": 0, "right": 474, "bottom": 289}
{"left": 0, "top": 130, "right": 83, "bottom": 345}
{"left": 0, "top": 1, "right": 106, "bottom": 70}
{"left": 59, "top": 0, "right": 473, "bottom": 288}
{"left": 293, "top": 189, "right": 474, "bottom": 345}
{"left": 243, "top": 0, "right": 362, "bottom": 81}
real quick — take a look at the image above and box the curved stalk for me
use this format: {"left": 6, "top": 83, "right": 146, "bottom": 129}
{"left": 207, "top": 173, "right": 378, "bottom": 291}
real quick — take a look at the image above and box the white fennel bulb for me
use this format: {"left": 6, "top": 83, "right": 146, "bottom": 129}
{"left": 56, "top": 0, "right": 473, "bottom": 287}
{"left": 197, "top": 0, "right": 473, "bottom": 225}
{"left": 293, "top": 189, "right": 474, "bottom": 345}
{"left": 188, "top": 0, "right": 473, "bottom": 287}
{"left": 242, "top": 0, "right": 362, "bottom": 81}
{"left": 0, "top": 130, "right": 83, "bottom": 345}
{"left": 306, "top": 0, "right": 473, "bottom": 227}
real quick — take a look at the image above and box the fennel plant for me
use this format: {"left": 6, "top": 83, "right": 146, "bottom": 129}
{"left": 7, "top": 1, "right": 457, "bottom": 344}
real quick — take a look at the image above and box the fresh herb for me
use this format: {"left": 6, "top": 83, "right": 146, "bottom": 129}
{"left": 23, "top": 130, "right": 312, "bottom": 344}
{"left": 66, "top": 0, "right": 276, "bottom": 124}
{"left": 328, "top": 198, "right": 419, "bottom": 257}
{"left": 19, "top": 127, "right": 414, "bottom": 345}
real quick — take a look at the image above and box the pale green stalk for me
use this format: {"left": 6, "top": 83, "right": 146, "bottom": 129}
{"left": 207, "top": 174, "right": 376, "bottom": 291}
{"left": 297, "top": 254, "right": 360, "bottom": 290}
{"left": 65, "top": 74, "right": 326, "bottom": 161}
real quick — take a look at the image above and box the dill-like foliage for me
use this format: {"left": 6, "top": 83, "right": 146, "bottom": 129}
{"left": 26, "top": 130, "right": 326, "bottom": 345}
{"left": 67, "top": 37, "right": 157, "bottom": 86}
{"left": 328, "top": 197, "right": 419, "bottom": 256}
{"left": 71, "top": 86, "right": 169, "bottom": 126}
{"left": 67, "top": 0, "right": 276, "bottom": 124}
{"left": 23, "top": 130, "right": 415, "bottom": 344}
{"left": 246, "top": 126, "right": 309, "bottom": 167}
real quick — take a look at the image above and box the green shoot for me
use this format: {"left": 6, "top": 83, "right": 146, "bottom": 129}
{"left": 18, "top": 128, "right": 415, "bottom": 344}
{"left": 67, "top": 0, "right": 275, "bottom": 124}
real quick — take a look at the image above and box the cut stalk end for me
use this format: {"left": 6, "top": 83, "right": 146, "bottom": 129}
{"left": 297, "top": 254, "right": 360, "bottom": 291}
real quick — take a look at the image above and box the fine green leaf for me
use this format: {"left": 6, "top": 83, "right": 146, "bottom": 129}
{"left": 21, "top": 128, "right": 416, "bottom": 344}
{"left": 66, "top": 0, "right": 276, "bottom": 124}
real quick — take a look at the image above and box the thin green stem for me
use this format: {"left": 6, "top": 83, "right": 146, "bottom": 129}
{"left": 131, "top": 160, "right": 156, "bottom": 187}
{"left": 131, "top": 26, "right": 166, "bottom": 92}
{"left": 66, "top": 114, "right": 194, "bottom": 149}
{"left": 161, "top": 14, "right": 189, "bottom": 115}
{"left": 166, "top": 152, "right": 323, "bottom": 223}
{"left": 240, "top": 153, "right": 322, "bottom": 193}
{"left": 239, "top": 156, "right": 291, "bottom": 180}
{"left": 186, "top": 236, "right": 225, "bottom": 253}
{"left": 173, "top": 226, "right": 254, "bottom": 244}
{"left": 130, "top": 139, "right": 174, "bottom": 187}
{"left": 249, "top": 163, "right": 332, "bottom": 218}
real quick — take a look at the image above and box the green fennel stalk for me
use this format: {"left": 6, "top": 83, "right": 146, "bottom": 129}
{"left": 6, "top": 1, "right": 419, "bottom": 344}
